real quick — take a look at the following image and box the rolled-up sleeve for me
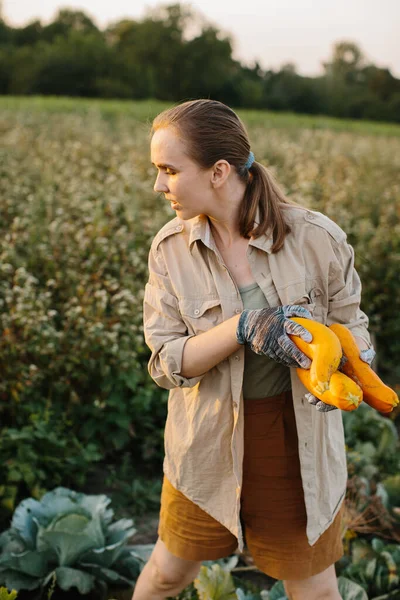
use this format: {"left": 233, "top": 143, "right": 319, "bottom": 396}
{"left": 326, "top": 238, "right": 372, "bottom": 348}
{"left": 143, "top": 246, "right": 204, "bottom": 389}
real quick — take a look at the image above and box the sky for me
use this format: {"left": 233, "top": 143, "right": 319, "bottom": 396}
{"left": 3, "top": 0, "right": 400, "bottom": 78}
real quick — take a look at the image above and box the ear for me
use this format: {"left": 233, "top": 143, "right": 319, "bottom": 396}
{"left": 210, "top": 160, "right": 231, "bottom": 188}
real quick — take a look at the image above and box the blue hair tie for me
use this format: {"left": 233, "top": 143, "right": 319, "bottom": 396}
{"left": 244, "top": 151, "right": 255, "bottom": 169}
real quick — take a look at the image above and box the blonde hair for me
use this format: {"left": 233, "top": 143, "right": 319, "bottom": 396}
{"left": 151, "top": 99, "right": 304, "bottom": 253}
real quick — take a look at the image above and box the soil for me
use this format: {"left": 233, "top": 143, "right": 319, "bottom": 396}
{"left": 129, "top": 510, "right": 160, "bottom": 545}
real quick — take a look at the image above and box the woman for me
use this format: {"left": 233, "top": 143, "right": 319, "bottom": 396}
{"left": 133, "top": 99, "right": 374, "bottom": 600}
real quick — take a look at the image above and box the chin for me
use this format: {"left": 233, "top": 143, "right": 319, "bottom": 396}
{"left": 179, "top": 209, "right": 201, "bottom": 220}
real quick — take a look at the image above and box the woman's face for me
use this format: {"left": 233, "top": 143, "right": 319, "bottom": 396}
{"left": 150, "top": 127, "right": 215, "bottom": 220}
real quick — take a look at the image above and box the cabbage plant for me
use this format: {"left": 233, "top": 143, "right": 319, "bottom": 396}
{"left": 0, "top": 487, "right": 143, "bottom": 597}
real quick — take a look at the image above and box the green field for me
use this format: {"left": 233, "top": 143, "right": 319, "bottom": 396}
{"left": 2, "top": 94, "right": 400, "bottom": 136}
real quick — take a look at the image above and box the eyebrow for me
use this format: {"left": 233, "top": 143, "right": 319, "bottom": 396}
{"left": 151, "top": 162, "right": 179, "bottom": 170}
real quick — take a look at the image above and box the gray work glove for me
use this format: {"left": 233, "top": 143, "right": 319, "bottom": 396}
{"left": 306, "top": 347, "right": 377, "bottom": 412}
{"left": 236, "top": 305, "right": 313, "bottom": 369}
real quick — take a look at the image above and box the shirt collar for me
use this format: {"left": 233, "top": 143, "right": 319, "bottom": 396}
{"left": 188, "top": 207, "right": 274, "bottom": 254}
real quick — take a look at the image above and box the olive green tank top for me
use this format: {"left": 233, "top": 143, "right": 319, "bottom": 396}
{"left": 239, "top": 282, "right": 292, "bottom": 399}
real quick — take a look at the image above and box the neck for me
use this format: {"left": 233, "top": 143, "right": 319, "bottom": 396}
{"left": 208, "top": 216, "right": 242, "bottom": 249}
{"left": 207, "top": 182, "right": 247, "bottom": 249}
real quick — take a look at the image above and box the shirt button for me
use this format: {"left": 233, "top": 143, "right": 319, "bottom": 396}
{"left": 234, "top": 355, "right": 240, "bottom": 361}
{"left": 235, "top": 308, "right": 241, "bottom": 314}
{"left": 175, "top": 225, "right": 182, "bottom": 231}
{"left": 307, "top": 213, "right": 316, "bottom": 220}
{"left": 194, "top": 309, "right": 200, "bottom": 315}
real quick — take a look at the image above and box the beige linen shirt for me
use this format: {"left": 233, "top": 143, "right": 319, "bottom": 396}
{"left": 143, "top": 203, "right": 371, "bottom": 552}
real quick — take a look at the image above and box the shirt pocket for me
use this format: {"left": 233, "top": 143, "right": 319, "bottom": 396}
{"left": 308, "top": 287, "right": 327, "bottom": 323}
{"left": 286, "top": 283, "right": 327, "bottom": 323}
{"left": 178, "top": 297, "right": 223, "bottom": 335}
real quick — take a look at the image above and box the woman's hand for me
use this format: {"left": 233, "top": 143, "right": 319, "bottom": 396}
{"left": 306, "top": 347, "right": 377, "bottom": 412}
{"left": 236, "top": 305, "right": 313, "bottom": 368}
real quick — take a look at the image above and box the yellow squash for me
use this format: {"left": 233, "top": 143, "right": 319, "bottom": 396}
{"left": 296, "top": 368, "right": 362, "bottom": 411}
{"left": 290, "top": 317, "right": 342, "bottom": 395}
{"left": 329, "top": 323, "right": 399, "bottom": 414}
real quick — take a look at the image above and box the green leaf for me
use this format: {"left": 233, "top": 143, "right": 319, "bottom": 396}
{"left": 351, "top": 539, "right": 375, "bottom": 565}
{"left": 375, "top": 564, "right": 387, "bottom": 594}
{"left": 112, "top": 550, "right": 142, "bottom": 580}
{"left": 0, "top": 588, "right": 18, "bottom": 600}
{"left": 78, "top": 561, "right": 135, "bottom": 586}
{"left": 13, "top": 488, "right": 114, "bottom": 543}
{"left": 0, "top": 548, "right": 52, "bottom": 578}
{"left": 55, "top": 566, "right": 96, "bottom": 594}
{"left": 0, "top": 569, "right": 41, "bottom": 591}
{"left": 376, "top": 483, "right": 390, "bottom": 508}
{"left": 381, "top": 475, "right": 400, "bottom": 507}
{"left": 376, "top": 420, "right": 398, "bottom": 457}
{"left": 236, "top": 589, "right": 265, "bottom": 600}
{"left": 128, "top": 544, "right": 154, "bottom": 566}
{"left": 49, "top": 513, "right": 91, "bottom": 533}
{"left": 365, "top": 558, "right": 377, "bottom": 581}
{"left": 35, "top": 512, "right": 105, "bottom": 565}
{"left": 355, "top": 441, "right": 377, "bottom": 460}
{"left": 267, "top": 580, "right": 287, "bottom": 600}
{"left": 380, "top": 552, "right": 399, "bottom": 589}
{"left": 372, "top": 538, "right": 386, "bottom": 554}
{"left": 0, "top": 531, "right": 26, "bottom": 555}
{"left": 80, "top": 521, "right": 137, "bottom": 568}
{"left": 193, "top": 564, "right": 237, "bottom": 600}
{"left": 337, "top": 576, "right": 368, "bottom": 599}
{"left": 107, "top": 518, "right": 137, "bottom": 542}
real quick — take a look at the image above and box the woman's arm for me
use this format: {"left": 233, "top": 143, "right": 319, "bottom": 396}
{"left": 144, "top": 244, "right": 242, "bottom": 389}
{"left": 353, "top": 336, "right": 369, "bottom": 351}
{"left": 182, "top": 305, "right": 314, "bottom": 378}
{"left": 180, "top": 314, "right": 241, "bottom": 378}
{"left": 327, "top": 238, "right": 372, "bottom": 348}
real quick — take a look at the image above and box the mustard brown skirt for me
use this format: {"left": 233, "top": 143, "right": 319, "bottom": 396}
{"left": 158, "top": 389, "right": 345, "bottom": 580}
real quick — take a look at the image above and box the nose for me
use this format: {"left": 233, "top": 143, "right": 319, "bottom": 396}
{"left": 153, "top": 172, "right": 168, "bottom": 194}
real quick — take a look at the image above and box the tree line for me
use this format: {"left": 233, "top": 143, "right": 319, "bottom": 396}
{"left": 1, "top": 3, "right": 399, "bottom": 122}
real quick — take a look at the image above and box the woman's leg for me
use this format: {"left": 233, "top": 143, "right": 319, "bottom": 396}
{"left": 132, "top": 537, "right": 202, "bottom": 600}
{"left": 283, "top": 563, "right": 342, "bottom": 600}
